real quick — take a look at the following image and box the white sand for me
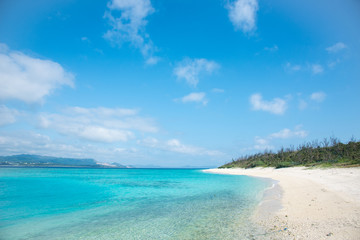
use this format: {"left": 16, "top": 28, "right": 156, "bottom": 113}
{"left": 204, "top": 167, "right": 360, "bottom": 240}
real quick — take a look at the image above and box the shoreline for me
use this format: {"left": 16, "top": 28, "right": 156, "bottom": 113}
{"left": 204, "top": 167, "right": 360, "bottom": 239}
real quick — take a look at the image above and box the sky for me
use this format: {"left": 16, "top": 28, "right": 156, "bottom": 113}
{"left": 0, "top": 0, "right": 359, "bottom": 167}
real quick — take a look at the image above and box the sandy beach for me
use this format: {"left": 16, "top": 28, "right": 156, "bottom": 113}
{"left": 204, "top": 167, "right": 360, "bottom": 240}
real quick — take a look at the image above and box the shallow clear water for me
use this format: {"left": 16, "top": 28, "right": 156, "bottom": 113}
{"left": 0, "top": 168, "right": 271, "bottom": 239}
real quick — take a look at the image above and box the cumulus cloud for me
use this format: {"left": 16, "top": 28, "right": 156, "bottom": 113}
{"left": 253, "top": 125, "right": 308, "bottom": 150}
{"left": 81, "top": 36, "right": 90, "bottom": 42}
{"left": 326, "top": 42, "right": 347, "bottom": 53}
{"left": 0, "top": 131, "right": 140, "bottom": 162}
{"left": 0, "top": 43, "right": 8, "bottom": 52}
{"left": 0, "top": 132, "right": 52, "bottom": 155}
{"left": 0, "top": 105, "right": 19, "bottom": 126}
{"left": 285, "top": 62, "right": 327, "bottom": 75}
{"left": 174, "top": 58, "right": 219, "bottom": 87}
{"left": 253, "top": 137, "right": 274, "bottom": 150}
{"left": 39, "top": 106, "right": 158, "bottom": 143}
{"left": 177, "top": 92, "right": 208, "bottom": 105}
{"left": 226, "top": 0, "right": 259, "bottom": 33}
{"left": 311, "top": 64, "right": 323, "bottom": 74}
{"left": 211, "top": 88, "right": 225, "bottom": 93}
{"left": 165, "top": 139, "right": 220, "bottom": 155}
{"left": 298, "top": 92, "right": 326, "bottom": 110}
{"left": 250, "top": 93, "right": 288, "bottom": 115}
{"left": 269, "top": 126, "right": 308, "bottom": 139}
{"left": 310, "top": 91, "right": 326, "bottom": 102}
{"left": 328, "top": 59, "right": 340, "bottom": 68}
{"left": 65, "top": 106, "right": 138, "bottom": 117}
{"left": 284, "top": 62, "right": 301, "bottom": 72}
{"left": 139, "top": 137, "right": 222, "bottom": 156}
{"left": 145, "top": 56, "right": 160, "bottom": 65}
{"left": 0, "top": 43, "right": 74, "bottom": 103}
{"left": 138, "top": 137, "right": 159, "bottom": 148}
{"left": 104, "top": 0, "right": 158, "bottom": 64}
{"left": 298, "top": 99, "right": 308, "bottom": 110}
{"left": 264, "top": 45, "right": 278, "bottom": 52}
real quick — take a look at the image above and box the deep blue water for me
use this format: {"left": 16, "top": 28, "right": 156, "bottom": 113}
{"left": 0, "top": 168, "right": 271, "bottom": 239}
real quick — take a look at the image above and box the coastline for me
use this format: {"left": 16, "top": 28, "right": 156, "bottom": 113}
{"left": 204, "top": 167, "right": 360, "bottom": 239}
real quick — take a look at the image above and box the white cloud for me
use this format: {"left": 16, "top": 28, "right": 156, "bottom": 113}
{"left": 253, "top": 136, "right": 274, "bottom": 150}
{"left": 78, "top": 126, "right": 133, "bottom": 142}
{"left": 285, "top": 63, "right": 325, "bottom": 75}
{"left": 165, "top": 139, "right": 217, "bottom": 155}
{"left": 227, "top": 0, "right": 259, "bottom": 33}
{"left": 211, "top": 88, "right": 225, "bottom": 93}
{"left": 0, "top": 43, "right": 9, "bottom": 52}
{"left": 326, "top": 42, "right": 347, "bottom": 53}
{"left": 311, "top": 64, "right": 323, "bottom": 74}
{"left": 139, "top": 137, "right": 222, "bottom": 156}
{"left": 252, "top": 125, "right": 308, "bottom": 151}
{"left": 254, "top": 137, "right": 268, "bottom": 145}
{"left": 284, "top": 62, "right": 301, "bottom": 72}
{"left": 0, "top": 43, "right": 74, "bottom": 103}
{"left": 104, "top": 0, "right": 157, "bottom": 64}
{"left": 328, "top": 59, "right": 340, "bottom": 68}
{"left": 310, "top": 91, "right": 326, "bottom": 102}
{"left": 298, "top": 92, "right": 326, "bottom": 109}
{"left": 137, "top": 137, "right": 159, "bottom": 147}
{"left": 174, "top": 58, "right": 219, "bottom": 87}
{"left": 0, "top": 131, "right": 141, "bottom": 162}
{"left": 250, "top": 93, "right": 288, "bottom": 115}
{"left": 39, "top": 106, "right": 158, "bottom": 143}
{"left": 264, "top": 45, "right": 278, "bottom": 52}
{"left": 298, "top": 99, "right": 308, "bottom": 110}
{"left": 81, "top": 37, "right": 90, "bottom": 42}
{"left": 0, "top": 132, "right": 52, "bottom": 155}
{"left": 178, "top": 92, "right": 208, "bottom": 105}
{"left": 269, "top": 126, "right": 308, "bottom": 139}
{"left": 65, "top": 106, "right": 138, "bottom": 117}
{"left": 145, "top": 56, "right": 160, "bottom": 65}
{"left": 0, "top": 105, "right": 19, "bottom": 126}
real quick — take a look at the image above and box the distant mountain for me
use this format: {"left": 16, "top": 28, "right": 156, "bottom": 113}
{"left": 96, "top": 162, "right": 133, "bottom": 168}
{"left": 0, "top": 154, "right": 211, "bottom": 169}
{"left": 0, "top": 154, "right": 128, "bottom": 168}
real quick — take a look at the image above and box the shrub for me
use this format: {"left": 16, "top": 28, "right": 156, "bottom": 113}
{"left": 275, "top": 161, "right": 293, "bottom": 168}
{"left": 220, "top": 137, "right": 360, "bottom": 169}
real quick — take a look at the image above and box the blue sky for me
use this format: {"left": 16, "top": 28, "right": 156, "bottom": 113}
{"left": 0, "top": 0, "right": 359, "bottom": 167}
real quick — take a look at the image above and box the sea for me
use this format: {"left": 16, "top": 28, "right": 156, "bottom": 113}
{"left": 0, "top": 168, "right": 272, "bottom": 239}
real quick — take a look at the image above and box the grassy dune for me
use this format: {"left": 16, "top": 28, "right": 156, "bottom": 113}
{"left": 221, "top": 137, "right": 360, "bottom": 169}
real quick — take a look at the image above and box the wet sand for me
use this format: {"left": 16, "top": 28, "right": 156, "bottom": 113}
{"left": 204, "top": 167, "right": 360, "bottom": 240}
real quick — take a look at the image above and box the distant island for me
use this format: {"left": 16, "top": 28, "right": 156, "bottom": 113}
{"left": 0, "top": 154, "right": 132, "bottom": 168}
{"left": 221, "top": 137, "right": 360, "bottom": 169}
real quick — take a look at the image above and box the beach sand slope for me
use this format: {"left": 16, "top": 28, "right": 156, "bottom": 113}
{"left": 204, "top": 167, "right": 360, "bottom": 240}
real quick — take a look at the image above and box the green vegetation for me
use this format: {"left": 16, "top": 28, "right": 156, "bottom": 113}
{"left": 220, "top": 137, "right": 360, "bottom": 169}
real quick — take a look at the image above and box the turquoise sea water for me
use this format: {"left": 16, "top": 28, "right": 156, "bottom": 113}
{"left": 0, "top": 168, "right": 271, "bottom": 239}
